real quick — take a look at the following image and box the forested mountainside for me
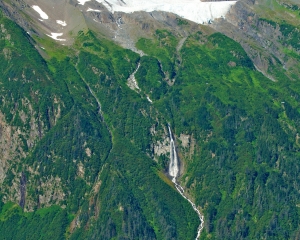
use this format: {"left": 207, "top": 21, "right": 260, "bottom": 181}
{"left": 0, "top": 0, "right": 300, "bottom": 239}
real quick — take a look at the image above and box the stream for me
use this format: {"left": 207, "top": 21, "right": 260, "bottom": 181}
{"left": 168, "top": 125, "right": 204, "bottom": 240}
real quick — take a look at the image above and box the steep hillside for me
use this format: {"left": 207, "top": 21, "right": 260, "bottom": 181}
{"left": 0, "top": 0, "right": 300, "bottom": 239}
{"left": 0, "top": 11, "right": 199, "bottom": 239}
{"left": 135, "top": 26, "right": 300, "bottom": 239}
{"left": 212, "top": 0, "right": 300, "bottom": 82}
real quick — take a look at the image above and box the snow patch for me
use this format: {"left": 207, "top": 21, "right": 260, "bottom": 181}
{"left": 56, "top": 20, "right": 67, "bottom": 26}
{"left": 78, "top": 0, "right": 91, "bottom": 5}
{"left": 87, "top": 8, "right": 102, "bottom": 12}
{"left": 32, "top": 5, "right": 49, "bottom": 20}
{"left": 93, "top": 18, "right": 101, "bottom": 23}
{"left": 95, "top": 0, "right": 236, "bottom": 24}
{"left": 46, "top": 33, "right": 66, "bottom": 41}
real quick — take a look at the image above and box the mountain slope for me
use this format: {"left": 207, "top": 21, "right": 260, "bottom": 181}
{"left": 212, "top": 0, "right": 300, "bottom": 82}
{"left": 0, "top": 11, "right": 199, "bottom": 239}
{"left": 1, "top": 0, "right": 300, "bottom": 239}
{"left": 133, "top": 25, "right": 300, "bottom": 238}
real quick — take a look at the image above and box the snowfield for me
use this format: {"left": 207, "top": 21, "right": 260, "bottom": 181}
{"left": 78, "top": 0, "right": 91, "bottom": 5}
{"left": 82, "top": 0, "right": 237, "bottom": 24}
{"left": 46, "top": 33, "right": 66, "bottom": 41}
{"left": 56, "top": 20, "right": 67, "bottom": 26}
{"left": 32, "top": 5, "right": 49, "bottom": 19}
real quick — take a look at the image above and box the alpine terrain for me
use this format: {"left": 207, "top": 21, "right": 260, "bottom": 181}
{"left": 0, "top": 0, "right": 300, "bottom": 239}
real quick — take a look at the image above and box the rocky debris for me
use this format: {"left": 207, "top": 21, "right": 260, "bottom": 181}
{"left": 154, "top": 137, "right": 170, "bottom": 157}
{"left": 176, "top": 37, "right": 187, "bottom": 52}
{"left": 228, "top": 61, "right": 236, "bottom": 67}
{"left": 179, "top": 134, "right": 190, "bottom": 148}
{"left": 150, "top": 124, "right": 169, "bottom": 158}
{"left": 127, "top": 62, "right": 141, "bottom": 92}
{"left": 77, "top": 162, "right": 85, "bottom": 177}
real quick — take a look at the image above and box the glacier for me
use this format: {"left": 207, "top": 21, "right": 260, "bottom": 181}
{"left": 86, "top": 0, "right": 237, "bottom": 24}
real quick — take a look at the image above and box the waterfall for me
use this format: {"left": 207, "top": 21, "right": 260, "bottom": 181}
{"left": 168, "top": 125, "right": 204, "bottom": 240}
{"left": 168, "top": 125, "right": 179, "bottom": 181}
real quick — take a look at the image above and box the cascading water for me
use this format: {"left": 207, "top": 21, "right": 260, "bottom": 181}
{"left": 168, "top": 125, "right": 204, "bottom": 240}
{"left": 168, "top": 125, "right": 179, "bottom": 182}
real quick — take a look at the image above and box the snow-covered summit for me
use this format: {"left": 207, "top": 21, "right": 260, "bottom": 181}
{"left": 90, "top": 0, "right": 236, "bottom": 24}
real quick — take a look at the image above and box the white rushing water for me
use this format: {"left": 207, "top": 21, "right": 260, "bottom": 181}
{"left": 168, "top": 125, "right": 179, "bottom": 181}
{"left": 168, "top": 125, "right": 204, "bottom": 240}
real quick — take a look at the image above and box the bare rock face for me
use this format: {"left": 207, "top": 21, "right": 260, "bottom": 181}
{"left": 82, "top": 2, "right": 203, "bottom": 52}
{"left": 211, "top": 0, "right": 300, "bottom": 81}
{"left": 151, "top": 125, "right": 170, "bottom": 158}
{"left": 0, "top": 0, "right": 204, "bottom": 52}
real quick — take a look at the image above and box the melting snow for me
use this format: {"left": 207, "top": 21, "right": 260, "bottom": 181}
{"left": 87, "top": 8, "right": 102, "bottom": 12}
{"left": 32, "top": 5, "right": 49, "bottom": 20}
{"left": 56, "top": 20, "right": 67, "bottom": 26}
{"left": 95, "top": 0, "right": 236, "bottom": 24}
{"left": 78, "top": 0, "right": 91, "bottom": 5}
{"left": 46, "top": 33, "right": 66, "bottom": 41}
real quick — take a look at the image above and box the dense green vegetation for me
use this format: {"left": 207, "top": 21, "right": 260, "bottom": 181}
{"left": 136, "top": 30, "right": 178, "bottom": 79}
{"left": 135, "top": 29, "right": 300, "bottom": 239}
{"left": 0, "top": 12, "right": 198, "bottom": 239}
{"left": 0, "top": 202, "right": 70, "bottom": 240}
{"left": 1, "top": 2, "right": 300, "bottom": 239}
